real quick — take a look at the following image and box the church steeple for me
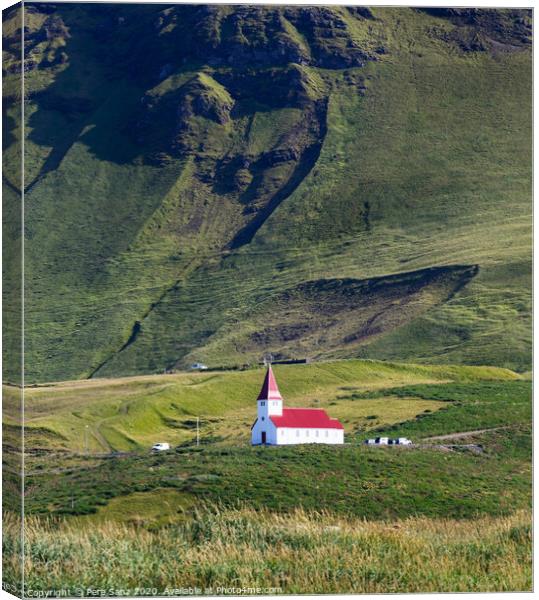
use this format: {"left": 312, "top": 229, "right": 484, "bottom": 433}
{"left": 257, "top": 365, "right": 283, "bottom": 418}
{"left": 257, "top": 365, "right": 283, "bottom": 401}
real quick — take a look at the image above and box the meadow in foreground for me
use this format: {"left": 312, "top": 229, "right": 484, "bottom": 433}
{"left": 4, "top": 508, "right": 531, "bottom": 595}
{"left": 3, "top": 363, "right": 531, "bottom": 596}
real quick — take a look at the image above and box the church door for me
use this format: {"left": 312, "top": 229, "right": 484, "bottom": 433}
{"left": 261, "top": 431, "right": 266, "bottom": 444}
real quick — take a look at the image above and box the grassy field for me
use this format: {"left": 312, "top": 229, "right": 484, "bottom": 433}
{"left": 3, "top": 358, "right": 532, "bottom": 594}
{"left": 4, "top": 508, "right": 531, "bottom": 594}
{"left": 21, "top": 422, "right": 531, "bottom": 520}
{"left": 10, "top": 360, "right": 530, "bottom": 521}
{"left": 350, "top": 380, "right": 532, "bottom": 440}
{"left": 5, "top": 358, "right": 520, "bottom": 452}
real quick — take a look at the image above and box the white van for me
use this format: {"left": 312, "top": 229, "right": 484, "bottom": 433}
{"left": 151, "top": 442, "right": 170, "bottom": 452}
{"left": 375, "top": 437, "right": 389, "bottom": 445}
{"left": 397, "top": 437, "right": 412, "bottom": 445}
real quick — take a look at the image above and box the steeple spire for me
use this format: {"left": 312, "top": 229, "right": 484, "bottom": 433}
{"left": 257, "top": 365, "right": 283, "bottom": 401}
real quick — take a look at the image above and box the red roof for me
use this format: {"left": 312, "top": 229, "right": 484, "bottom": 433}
{"left": 270, "top": 408, "right": 344, "bottom": 430}
{"left": 257, "top": 366, "right": 283, "bottom": 401}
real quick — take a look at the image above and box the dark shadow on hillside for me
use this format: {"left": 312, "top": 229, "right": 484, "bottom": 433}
{"left": 24, "top": 3, "right": 166, "bottom": 189}
{"left": 2, "top": 110, "right": 17, "bottom": 151}
{"left": 416, "top": 8, "right": 531, "bottom": 53}
{"left": 24, "top": 2, "right": 384, "bottom": 191}
{"left": 229, "top": 98, "right": 328, "bottom": 249}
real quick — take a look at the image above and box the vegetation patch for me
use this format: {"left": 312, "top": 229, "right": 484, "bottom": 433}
{"left": 4, "top": 508, "right": 531, "bottom": 594}
{"left": 355, "top": 380, "right": 532, "bottom": 440}
{"left": 15, "top": 359, "right": 519, "bottom": 452}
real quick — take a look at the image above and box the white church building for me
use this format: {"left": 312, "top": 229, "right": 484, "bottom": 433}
{"left": 251, "top": 365, "right": 344, "bottom": 445}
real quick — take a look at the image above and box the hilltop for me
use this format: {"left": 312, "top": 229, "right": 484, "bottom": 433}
{"left": 2, "top": 5, "right": 532, "bottom": 382}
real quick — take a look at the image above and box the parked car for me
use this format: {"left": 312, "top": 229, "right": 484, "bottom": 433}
{"left": 365, "top": 437, "right": 412, "bottom": 446}
{"left": 190, "top": 362, "right": 208, "bottom": 371}
{"left": 151, "top": 442, "right": 170, "bottom": 452}
{"left": 396, "top": 437, "right": 412, "bottom": 445}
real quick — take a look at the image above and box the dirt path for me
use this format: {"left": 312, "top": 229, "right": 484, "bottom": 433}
{"left": 424, "top": 427, "right": 506, "bottom": 442}
{"left": 93, "top": 419, "right": 113, "bottom": 453}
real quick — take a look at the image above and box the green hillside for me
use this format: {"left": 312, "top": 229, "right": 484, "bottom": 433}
{"left": 4, "top": 358, "right": 531, "bottom": 593}
{"left": 5, "top": 358, "right": 520, "bottom": 453}
{"left": 2, "top": 5, "right": 531, "bottom": 382}
{"left": 14, "top": 361, "right": 530, "bottom": 521}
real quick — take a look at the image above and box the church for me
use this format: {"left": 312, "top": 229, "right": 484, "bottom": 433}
{"left": 251, "top": 365, "right": 344, "bottom": 445}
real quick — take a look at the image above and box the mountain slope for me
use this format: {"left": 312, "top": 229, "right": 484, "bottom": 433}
{"left": 2, "top": 5, "right": 531, "bottom": 382}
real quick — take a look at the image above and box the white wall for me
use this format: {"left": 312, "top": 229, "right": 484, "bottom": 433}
{"left": 251, "top": 417, "right": 277, "bottom": 445}
{"left": 276, "top": 427, "right": 344, "bottom": 445}
{"left": 257, "top": 399, "right": 283, "bottom": 419}
{"left": 252, "top": 423, "right": 344, "bottom": 445}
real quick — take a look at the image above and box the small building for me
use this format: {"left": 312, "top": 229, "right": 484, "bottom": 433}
{"left": 251, "top": 366, "right": 344, "bottom": 445}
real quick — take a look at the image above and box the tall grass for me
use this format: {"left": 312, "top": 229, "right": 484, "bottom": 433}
{"left": 4, "top": 507, "right": 531, "bottom": 595}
